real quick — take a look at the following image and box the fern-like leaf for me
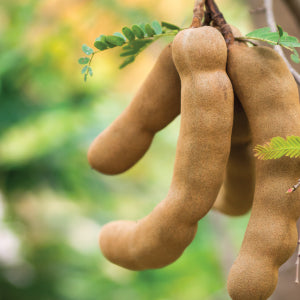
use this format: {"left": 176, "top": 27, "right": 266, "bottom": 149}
{"left": 254, "top": 136, "right": 300, "bottom": 160}
{"left": 79, "top": 21, "right": 182, "bottom": 80}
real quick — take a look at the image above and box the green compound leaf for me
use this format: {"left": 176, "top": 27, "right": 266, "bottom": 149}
{"left": 81, "top": 65, "right": 88, "bottom": 74}
{"left": 246, "top": 26, "right": 300, "bottom": 48}
{"left": 132, "top": 25, "right": 144, "bottom": 39}
{"left": 119, "top": 56, "right": 135, "bottom": 69}
{"left": 105, "top": 35, "right": 125, "bottom": 46}
{"left": 145, "top": 24, "right": 156, "bottom": 37}
{"left": 152, "top": 20, "right": 162, "bottom": 34}
{"left": 122, "top": 27, "right": 135, "bottom": 41}
{"left": 80, "top": 19, "right": 183, "bottom": 78}
{"left": 82, "top": 44, "right": 94, "bottom": 55}
{"left": 254, "top": 136, "right": 300, "bottom": 160}
{"left": 161, "top": 21, "right": 180, "bottom": 31}
{"left": 78, "top": 57, "right": 90, "bottom": 64}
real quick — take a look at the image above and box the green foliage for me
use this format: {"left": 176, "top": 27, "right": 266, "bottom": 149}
{"left": 291, "top": 50, "right": 300, "bottom": 63}
{"left": 244, "top": 26, "right": 300, "bottom": 63}
{"left": 80, "top": 22, "right": 300, "bottom": 81}
{"left": 145, "top": 23, "right": 156, "bottom": 37}
{"left": 254, "top": 136, "right": 300, "bottom": 160}
{"left": 106, "top": 34, "right": 126, "bottom": 46}
{"left": 82, "top": 44, "right": 94, "bottom": 55}
{"left": 78, "top": 57, "right": 90, "bottom": 64}
{"left": 132, "top": 24, "right": 145, "bottom": 39}
{"left": 79, "top": 20, "right": 181, "bottom": 78}
{"left": 122, "top": 26, "right": 135, "bottom": 41}
{"left": 94, "top": 40, "right": 108, "bottom": 50}
{"left": 152, "top": 20, "right": 163, "bottom": 34}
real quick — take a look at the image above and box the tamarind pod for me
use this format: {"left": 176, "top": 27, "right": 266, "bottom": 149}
{"left": 213, "top": 26, "right": 255, "bottom": 216}
{"left": 99, "top": 26, "right": 234, "bottom": 270}
{"left": 227, "top": 45, "right": 300, "bottom": 300}
{"left": 213, "top": 97, "right": 255, "bottom": 216}
{"left": 87, "top": 44, "right": 181, "bottom": 175}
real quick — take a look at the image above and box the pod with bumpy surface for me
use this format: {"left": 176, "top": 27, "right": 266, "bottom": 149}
{"left": 99, "top": 26, "right": 233, "bottom": 270}
{"left": 227, "top": 45, "right": 300, "bottom": 300}
{"left": 87, "top": 44, "right": 181, "bottom": 175}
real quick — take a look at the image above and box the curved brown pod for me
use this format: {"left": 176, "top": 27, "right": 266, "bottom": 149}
{"left": 227, "top": 45, "right": 300, "bottom": 299}
{"left": 87, "top": 44, "right": 181, "bottom": 175}
{"left": 213, "top": 27, "right": 255, "bottom": 216}
{"left": 213, "top": 96, "right": 255, "bottom": 216}
{"left": 99, "top": 26, "right": 234, "bottom": 270}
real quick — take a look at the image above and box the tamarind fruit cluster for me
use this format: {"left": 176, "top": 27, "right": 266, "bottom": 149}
{"left": 226, "top": 44, "right": 300, "bottom": 300}
{"left": 87, "top": 14, "right": 299, "bottom": 299}
{"left": 98, "top": 26, "right": 234, "bottom": 270}
{"left": 88, "top": 25, "right": 255, "bottom": 217}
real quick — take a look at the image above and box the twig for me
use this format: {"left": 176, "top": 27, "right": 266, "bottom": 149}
{"left": 205, "top": 0, "right": 234, "bottom": 47}
{"left": 264, "top": 0, "right": 300, "bottom": 86}
{"left": 191, "top": 0, "right": 205, "bottom": 28}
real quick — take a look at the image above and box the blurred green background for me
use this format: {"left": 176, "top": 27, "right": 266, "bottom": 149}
{"left": 0, "top": 0, "right": 253, "bottom": 299}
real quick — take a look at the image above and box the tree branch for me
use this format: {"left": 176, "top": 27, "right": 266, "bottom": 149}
{"left": 191, "top": 0, "right": 205, "bottom": 28}
{"left": 204, "top": 0, "right": 234, "bottom": 47}
{"left": 264, "top": 0, "right": 300, "bottom": 86}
